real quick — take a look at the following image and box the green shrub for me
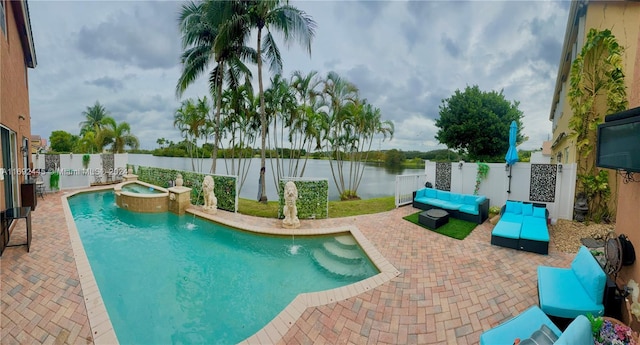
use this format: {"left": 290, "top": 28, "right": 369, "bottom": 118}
{"left": 278, "top": 179, "right": 329, "bottom": 219}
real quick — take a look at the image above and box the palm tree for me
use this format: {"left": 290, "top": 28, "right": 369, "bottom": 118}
{"left": 177, "top": 0, "right": 255, "bottom": 174}
{"left": 174, "top": 98, "right": 208, "bottom": 171}
{"left": 218, "top": 81, "right": 259, "bottom": 193}
{"left": 101, "top": 117, "right": 140, "bottom": 153}
{"left": 351, "top": 101, "right": 394, "bottom": 193}
{"left": 264, "top": 73, "right": 298, "bottom": 185}
{"left": 80, "top": 101, "right": 109, "bottom": 136}
{"left": 320, "top": 71, "right": 359, "bottom": 198}
{"left": 289, "top": 70, "right": 322, "bottom": 176}
{"left": 238, "top": 0, "right": 316, "bottom": 203}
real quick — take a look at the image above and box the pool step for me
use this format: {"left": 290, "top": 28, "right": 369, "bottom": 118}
{"left": 334, "top": 235, "right": 357, "bottom": 247}
{"left": 322, "top": 242, "right": 363, "bottom": 262}
{"left": 312, "top": 249, "right": 367, "bottom": 278}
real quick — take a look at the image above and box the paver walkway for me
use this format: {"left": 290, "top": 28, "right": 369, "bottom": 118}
{"left": 1, "top": 189, "right": 574, "bottom": 344}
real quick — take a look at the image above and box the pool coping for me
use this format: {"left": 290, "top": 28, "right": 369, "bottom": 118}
{"left": 62, "top": 186, "right": 400, "bottom": 345}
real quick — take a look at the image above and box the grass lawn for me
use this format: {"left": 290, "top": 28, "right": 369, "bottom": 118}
{"left": 403, "top": 211, "right": 477, "bottom": 240}
{"left": 237, "top": 196, "right": 396, "bottom": 219}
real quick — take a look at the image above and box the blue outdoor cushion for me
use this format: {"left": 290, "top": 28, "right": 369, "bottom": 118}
{"left": 571, "top": 246, "right": 606, "bottom": 304}
{"left": 438, "top": 201, "right": 462, "bottom": 210}
{"left": 500, "top": 212, "right": 523, "bottom": 224}
{"left": 492, "top": 220, "right": 522, "bottom": 239}
{"left": 436, "top": 190, "right": 451, "bottom": 201}
{"left": 520, "top": 217, "right": 549, "bottom": 241}
{"left": 533, "top": 206, "right": 546, "bottom": 219}
{"left": 414, "top": 196, "right": 435, "bottom": 205}
{"left": 522, "top": 203, "right": 534, "bottom": 216}
{"left": 459, "top": 204, "right": 479, "bottom": 215}
{"left": 479, "top": 306, "right": 561, "bottom": 345}
{"left": 424, "top": 188, "right": 437, "bottom": 198}
{"left": 450, "top": 193, "right": 462, "bottom": 204}
{"left": 554, "top": 315, "right": 594, "bottom": 345}
{"left": 505, "top": 201, "right": 522, "bottom": 214}
{"left": 463, "top": 195, "right": 478, "bottom": 205}
{"left": 537, "top": 265, "right": 604, "bottom": 318}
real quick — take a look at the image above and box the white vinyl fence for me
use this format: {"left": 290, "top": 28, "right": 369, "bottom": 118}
{"left": 32, "top": 153, "right": 129, "bottom": 192}
{"left": 395, "top": 161, "right": 578, "bottom": 221}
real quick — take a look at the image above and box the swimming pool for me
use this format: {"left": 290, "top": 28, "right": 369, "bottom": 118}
{"left": 67, "top": 191, "right": 379, "bottom": 344}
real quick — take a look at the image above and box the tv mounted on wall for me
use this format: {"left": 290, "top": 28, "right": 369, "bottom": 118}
{"left": 596, "top": 106, "right": 640, "bottom": 173}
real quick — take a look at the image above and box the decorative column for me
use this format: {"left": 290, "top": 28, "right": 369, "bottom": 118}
{"left": 168, "top": 186, "right": 192, "bottom": 215}
{"left": 123, "top": 168, "right": 138, "bottom": 182}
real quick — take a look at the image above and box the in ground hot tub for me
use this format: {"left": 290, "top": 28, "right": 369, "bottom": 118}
{"left": 114, "top": 181, "right": 169, "bottom": 213}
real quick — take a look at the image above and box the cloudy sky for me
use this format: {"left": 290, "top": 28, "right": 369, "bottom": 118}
{"left": 27, "top": 0, "right": 570, "bottom": 152}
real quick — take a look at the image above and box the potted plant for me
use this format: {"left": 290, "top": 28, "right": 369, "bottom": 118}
{"left": 50, "top": 171, "right": 60, "bottom": 191}
{"left": 82, "top": 154, "right": 90, "bottom": 169}
{"left": 588, "top": 314, "right": 638, "bottom": 345}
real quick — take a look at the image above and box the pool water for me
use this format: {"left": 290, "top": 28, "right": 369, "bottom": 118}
{"left": 121, "top": 182, "right": 164, "bottom": 194}
{"left": 68, "top": 191, "right": 378, "bottom": 344}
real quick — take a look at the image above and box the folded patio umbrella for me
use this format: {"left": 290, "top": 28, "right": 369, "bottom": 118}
{"left": 505, "top": 121, "right": 519, "bottom": 193}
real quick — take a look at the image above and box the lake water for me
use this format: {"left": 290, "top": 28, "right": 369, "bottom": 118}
{"left": 129, "top": 154, "right": 424, "bottom": 201}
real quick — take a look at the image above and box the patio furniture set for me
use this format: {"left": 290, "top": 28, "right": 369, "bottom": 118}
{"left": 480, "top": 245, "right": 611, "bottom": 344}
{"left": 491, "top": 200, "right": 551, "bottom": 255}
{"left": 411, "top": 188, "right": 625, "bottom": 343}
{"left": 412, "top": 187, "right": 489, "bottom": 224}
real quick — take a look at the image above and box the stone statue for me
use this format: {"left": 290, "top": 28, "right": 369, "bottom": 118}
{"left": 202, "top": 175, "right": 217, "bottom": 213}
{"left": 282, "top": 181, "right": 300, "bottom": 229}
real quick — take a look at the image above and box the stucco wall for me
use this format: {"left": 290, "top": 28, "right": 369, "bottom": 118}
{"left": 614, "top": 178, "right": 640, "bottom": 329}
{"left": 615, "top": 10, "right": 640, "bottom": 328}
{"left": 1, "top": 1, "right": 33, "bottom": 210}
{"left": 551, "top": 2, "right": 640, "bottom": 165}
{"left": 585, "top": 2, "right": 640, "bottom": 98}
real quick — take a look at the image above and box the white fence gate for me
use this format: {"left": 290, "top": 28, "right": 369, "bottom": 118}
{"left": 395, "top": 174, "right": 428, "bottom": 207}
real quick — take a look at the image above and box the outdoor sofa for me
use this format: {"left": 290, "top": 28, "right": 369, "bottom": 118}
{"left": 490, "top": 200, "right": 550, "bottom": 254}
{"left": 479, "top": 305, "right": 593, "bottom": 345}
{"left": 537, "top": 245, "right": 607, "bottom": 319}
{"left": 412, "top": 188, "right": 489, "bottom": 224}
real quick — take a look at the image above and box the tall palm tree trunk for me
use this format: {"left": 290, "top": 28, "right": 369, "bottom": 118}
{"left": 257, "top": 27, "right": 267, "bottom": 203}
{"left": 211, "top": 60, "right": 224, "bottom": 174}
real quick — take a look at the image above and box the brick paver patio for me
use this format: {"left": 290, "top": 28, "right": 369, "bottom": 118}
{"left": 1, "top": 189, "right": 574, "bottom": 344}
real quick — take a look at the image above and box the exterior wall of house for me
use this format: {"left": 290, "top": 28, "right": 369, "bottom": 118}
{"left": 549, "top": 1, "right": 640, "bottom": 220}
{"left": 615, "top": 29, "right": 640, "bottom": 331}
{"left": 1, "top": 0, "right": 33, "bottom": 211}
{"left": 551, "top": 1, "right": 640, "bottom": 163}
{"left": 614, "top": 179, "right": 640, "bottom": 330}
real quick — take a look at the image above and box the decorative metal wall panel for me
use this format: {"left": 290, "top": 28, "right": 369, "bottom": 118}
{"left": 435, "top": 162, "right": 451, "bottom": 191}
{"left": 45, "top": 154, "right": 59, "bottom": 172}
{"left": 101, "top": 153, "right": 114, "bottom": 172}
{"left": 529, "top": 164, "right": 557, "bottom": 202}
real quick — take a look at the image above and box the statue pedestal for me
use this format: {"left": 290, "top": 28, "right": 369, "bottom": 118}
{"left": 282, "top": 219, "right": 300, "bottom": 229}
{"left": 123, "top": 174, "right": 138, "bottom": 182}
{"left": 168, "top": 186, "right": 192, "bottom": 215}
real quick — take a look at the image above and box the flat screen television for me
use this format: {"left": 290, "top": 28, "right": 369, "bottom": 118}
{"left": 596, "top": 107, "right": 640, "bottom": 173}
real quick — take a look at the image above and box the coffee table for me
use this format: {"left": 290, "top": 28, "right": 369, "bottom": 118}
{"left": 419, "top": 208, "right": 450, "bottom": 230}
